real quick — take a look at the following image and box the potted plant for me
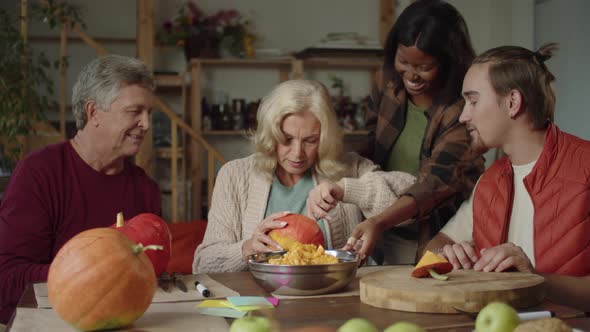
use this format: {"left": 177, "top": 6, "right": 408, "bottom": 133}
{"left": 156, "top": 1, "right": 255, "bottom": 60}
{"left": 0, "top": 8, "right": 52, "bottom": 173}
{"left": 0, "top": 1, "right": 85, "bottom": 173}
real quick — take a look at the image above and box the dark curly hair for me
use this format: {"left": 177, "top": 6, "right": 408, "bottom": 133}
{"left": 382, "top": 0, "right": 475, "bottom": 107}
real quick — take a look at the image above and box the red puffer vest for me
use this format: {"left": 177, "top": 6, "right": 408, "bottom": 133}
{"left": 473, "top": 125, "right": 590, "bottom": 276}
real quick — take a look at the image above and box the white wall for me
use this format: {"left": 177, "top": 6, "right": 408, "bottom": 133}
{"left": 535, "top": 0, "right": 590, "bottom": 140}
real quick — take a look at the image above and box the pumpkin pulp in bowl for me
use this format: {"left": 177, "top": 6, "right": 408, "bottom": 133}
{"left": 247, "top": 249, "right": 359, "bottom": 296}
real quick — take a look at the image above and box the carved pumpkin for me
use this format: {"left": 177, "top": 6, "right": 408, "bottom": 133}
{"left": 268, "top": 213, "right": 325, "bottom": 250}
{"left": 48, "top": 228, "right": 159, "bottom": 331}
{"left": 112, "top": 212, "right": 171, "bottom": 276}
{"left": 411, "top": 250, "right": 454, "bottom": 280}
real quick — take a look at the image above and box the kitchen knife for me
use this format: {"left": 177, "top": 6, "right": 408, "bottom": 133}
{"left": 172, "top": 273, "right": 188, "bottom": 292}
{"left": 157, "top": 278, "right": 172, "bottom": 292}
{"left": 157, "top": 272, "right": 172, "bottom": 292}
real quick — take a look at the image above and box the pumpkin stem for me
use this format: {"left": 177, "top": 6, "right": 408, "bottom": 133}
{"left": 116, "top": 212, "right": 125, "bottom": 227}
{"left": 428, "top": 268, "right": 449, "bottom": 281}
{"left": 132, "top": 243, "right": 164, "bottom": 255}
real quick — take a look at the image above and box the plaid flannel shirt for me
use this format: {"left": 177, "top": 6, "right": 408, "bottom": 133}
{"left": 365, "top": 79, "right": 485, "bottom": 238}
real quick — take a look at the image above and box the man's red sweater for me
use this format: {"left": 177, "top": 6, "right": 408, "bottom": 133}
{"left": 0, "top": 141, "right": 161, "bottom": 323}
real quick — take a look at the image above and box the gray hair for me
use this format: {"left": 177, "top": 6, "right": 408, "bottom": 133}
{"left": 253, "top": 79, "right": 347, "bottom": 181}
{"left": 72, "top": 54, "right": 155, "bottom": 129}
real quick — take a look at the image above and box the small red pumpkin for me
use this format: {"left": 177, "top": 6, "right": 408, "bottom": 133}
{"left": 48, "top": 228, "right": 158, "bottom": 331}
{"left": 112, "top": 212, "right": 171, "bottom": 276}
{"left": 268, "top": 213, "right": 325, "bottom": 250}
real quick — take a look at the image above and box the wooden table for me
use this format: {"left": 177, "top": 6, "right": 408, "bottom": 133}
{"left": 8, "top": 271, "right": 590, "bottom": 331}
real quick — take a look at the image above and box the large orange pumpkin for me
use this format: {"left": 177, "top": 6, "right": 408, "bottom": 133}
{"left": 48, "top": 228, "right": 158, "bottom": 331}
{"left": 268, "top": 213, "right": 325, "bottom": 250}
{"left": 111, "top": 212, "right": 171, "bottom": 276}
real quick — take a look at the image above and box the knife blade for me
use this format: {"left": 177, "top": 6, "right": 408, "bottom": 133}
{"left": 157, "top": 278, "right": 172, "bottom": 292}
{"left": 158, "top": 272, "right": 172, "bottom": 292}
{"left": 172, "top": 273, "right": 188, "bottom": 292}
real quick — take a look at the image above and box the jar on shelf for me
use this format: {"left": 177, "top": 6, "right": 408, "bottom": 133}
{"left": 211, "top": 91, "right": 232, "bottom": 130}
{"left": 355, "top": 96, "right": 370, "bottom": 130}
{"left": 246, "top": 100, "right": 260, "bottom": 130}
{"left": 232, "top": 99, "right": 246, "bottom": 130}
{"left": 201, "top": 97, "right": 212, "bottom": 131}
{"left": 213, "top": 103, "right": 233, "bottom": 130}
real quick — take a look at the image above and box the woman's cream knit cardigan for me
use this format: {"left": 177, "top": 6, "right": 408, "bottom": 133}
{"left": 193, "top": 153, "right": 415, "bottom": 273}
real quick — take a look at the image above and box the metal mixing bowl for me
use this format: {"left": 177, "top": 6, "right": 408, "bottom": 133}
{"left": 247, "top": 249, "right": 359, "bottom": 296}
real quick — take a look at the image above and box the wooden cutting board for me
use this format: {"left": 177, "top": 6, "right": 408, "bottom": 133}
{"left": 360, "top": 266, "right": 545, "bottom": 313}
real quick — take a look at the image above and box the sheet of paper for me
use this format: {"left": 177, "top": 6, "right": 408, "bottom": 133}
{"left": 34, "top": 274, "right": 239, "bottom": 308}
{"left": 152, "top": 274, "right": 239, "bottom": 302}
{"left": 11, "top": 302, "right": 229, "bottom": 331}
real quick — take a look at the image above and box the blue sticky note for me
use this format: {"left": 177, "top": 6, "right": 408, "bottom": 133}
{"left": 227, "top": 296, "right": 274, "bottom": 307}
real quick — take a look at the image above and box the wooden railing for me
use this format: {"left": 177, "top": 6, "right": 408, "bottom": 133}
{"left": 23, "top": 1, "right": 226, "bottom": 222}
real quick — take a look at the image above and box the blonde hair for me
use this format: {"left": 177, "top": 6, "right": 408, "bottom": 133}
{"left": 473, "top": 43, "right": 558, "bottom": 130}
{"left": 252, "top": 80, "right": 347, "bottom": 181}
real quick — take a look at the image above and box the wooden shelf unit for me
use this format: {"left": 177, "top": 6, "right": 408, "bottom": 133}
{"left": 188, "top": 56, "right": 382, "bottom": 135}
{"left": 154, "top": 73, "right": 187, "bottom": 88}
{"left": 186, "top": 56, "right": 380, "bottom": 218}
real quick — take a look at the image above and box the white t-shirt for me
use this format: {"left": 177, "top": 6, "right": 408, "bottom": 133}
{"left": 440, "top": 160, "right": 537, "bottom": 266}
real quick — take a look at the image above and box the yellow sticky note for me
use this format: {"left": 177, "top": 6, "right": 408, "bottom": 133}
{"left": 232, "top": 305, "right": 274, "bottom": 312}
{"left": 196, "top": 300, "right": 232, "bottom": 308}
{"left": 195, "top": 300, "right": 247, "bottom": 318}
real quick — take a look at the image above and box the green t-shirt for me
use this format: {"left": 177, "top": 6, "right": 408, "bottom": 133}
{"left": 264, "top": 171, "right": 330, "bottom": 247}
{"left": 385, "top": 101, "right": 428, "bottom": 176}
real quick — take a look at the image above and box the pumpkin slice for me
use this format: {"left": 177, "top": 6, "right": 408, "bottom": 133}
{"left": 411, "top": 250, "right": 453, "bottom": 280}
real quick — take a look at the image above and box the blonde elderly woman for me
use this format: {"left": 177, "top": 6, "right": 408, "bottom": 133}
{"left": 193, "top": 80, "right": 415, "bottom": 273}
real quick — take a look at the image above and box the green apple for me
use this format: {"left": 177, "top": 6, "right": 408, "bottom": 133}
{"left": 230, "top": 316, "right": 273, "bottom": 332}
{"left": 338, "top": 318, "right": 378, "bottom": 332}
{"left": 475, "top": 302, "right": 520, "bottom": 332}
{"left": 383, "top": 321, "right": 425, "bottom": 332}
